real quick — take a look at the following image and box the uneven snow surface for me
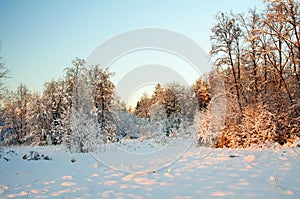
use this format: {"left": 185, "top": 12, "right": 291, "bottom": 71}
{"left": 0, "top": 144, "right": 300, "bottom": 198}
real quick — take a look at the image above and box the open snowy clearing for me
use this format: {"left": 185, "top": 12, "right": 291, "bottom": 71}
{"left": 1, "top": 143, "right": 300, "bottom": 199}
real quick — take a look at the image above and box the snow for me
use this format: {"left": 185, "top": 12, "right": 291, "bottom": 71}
{"left": 1, "top": 143, "right": 300, "bottom": 198}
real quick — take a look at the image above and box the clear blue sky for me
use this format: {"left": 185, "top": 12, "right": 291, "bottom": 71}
{"left": 0, "top": 0, "right": 264, "bottom": 93}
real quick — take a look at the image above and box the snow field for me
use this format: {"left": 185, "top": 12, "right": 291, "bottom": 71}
{"left": 0, "top": 144, "right": 300, "bottom": 198}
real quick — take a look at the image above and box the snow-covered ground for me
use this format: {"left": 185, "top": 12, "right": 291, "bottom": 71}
{"left": 1, "top": 141, "right": 300, "bottom": 199}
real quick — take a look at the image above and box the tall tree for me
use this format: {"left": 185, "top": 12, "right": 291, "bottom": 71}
{"left": 0, "top": 42, "right": 8, "bottom": 103}
{"left": 268, "top": 0, "right": 300, "bottom": 89}
{"left": 63, "top": 58, "right": 85, "bottom": 143}
{"left": 42, "top": 80, "right": 66, "bottom": 144}
{"left": 135, "top": 92, "right": 152, "bottom": 118}
{"left": 26, "top": 92, "right": 46, "bottom": 145}
{"left": 210, "top": 12, "right": 244, "bottom": 113}
{"left": 262, "top": 0, "right": 295, "bottom": 103}
{"left": 3, "top": 84, "right": 31, "bottom": 144}
{"left": 240, "top": 9, "right": 262, "bottom": 102}
{"left": 193, "top": 78, "right": 211, "bottom": 110}
{"left": 90, "top": 66, "right": 116, "bottom": 142}
{"left": 68, "top": 69, "right": 101, "bottom": 152}
{"left": 64, "top": 57, "right": 85, "bottom": 110}
{"left": 163, "top": 87, "right": 180, "bottom": 136}
{"left": 16, "top": 84, "right": 30, "bottom": 143}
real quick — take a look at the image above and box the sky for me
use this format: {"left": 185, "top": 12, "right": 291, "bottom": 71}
{"left": 0, "top": 0, "right": 264, "bottom": 98}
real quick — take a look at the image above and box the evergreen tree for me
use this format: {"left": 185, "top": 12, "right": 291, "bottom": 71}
{"left": 163, "top": 87, "right": 181, "bottom": 136}
{"left": 92, "top": 66, "right": 116, "bottom": 143}
{"left": 135, "top": 92, "right": 151, "bottom": 118}
{"left": 42, "top": 80, "right": 67, "bottom": 145}
{"left": 168, "top": 82, "right": 198, "bottom": 134}
{"left": 193, "top": 78, "right": 211, "bottom": 110}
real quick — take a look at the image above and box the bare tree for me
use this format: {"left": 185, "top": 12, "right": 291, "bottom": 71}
{"left": 210, "top": 12, "right": 244, "bottom": 113}
{"left": 262, "top": 0, "right": 295, "bottom": 103}
{"left": 240, "top": 9, "right": 262, "bottom": 103}
{"left": 0, "top": 42, "right": 9, "bottom": 102}
{"left": 269, "top": 0, "right": 300, "bottom": 88}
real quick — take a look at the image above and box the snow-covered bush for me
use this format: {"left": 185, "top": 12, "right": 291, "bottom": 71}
{"left": 215, "top": 103, "right": 277, "bottom": 148}
{"left": 67, "top": 107, "right": 102, "bottom": 153}
{"left": 148, "top": 103, "right": 168, "bottom": 144}
{"left": 196, "top": 91, "right": 226, "bottom": 147}
{"left": 115, "top": 110, "right": 139, "bottom": 138}
{"left": 196, "top": 109, "right": 219, "bottom": 146}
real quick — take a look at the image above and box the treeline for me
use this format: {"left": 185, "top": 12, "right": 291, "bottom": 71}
{"left": 0, "top": 55, "right": 210, "bottom": 150}
{"left": 134, "top": 81, "right": 210, "bottom": 137}
{"left": 205, "top": 0, "right": 300, "bottom": 147}
{"left": 0, "top": 58, "right": 121, "bottom": 148}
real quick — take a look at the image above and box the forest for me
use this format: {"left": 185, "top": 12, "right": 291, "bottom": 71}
{"left": 0, "top": 0, "right": 299, "bottom": 150}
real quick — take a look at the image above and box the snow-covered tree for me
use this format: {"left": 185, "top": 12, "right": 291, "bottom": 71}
{"left": 68, "top": 107, "right": 101, "bottom": 153}
{"left": 163, "top": 87, "right": 181, "bottom": 136}
{"left": 2, "top": 84, "right": 31, "bottom": 144}
{"left": 26, "top": 92, "right": 48, "bottom": 145}
{"left": 63, "top": 58, "right": 86, "bottom": 143}
{"left": 90, "top": 66, "right": 117, "bottom": 143}
{"left": 193, "top": 78, "right": 211, "bottom": 110}
{"left": 66, "top": 64, "right": 117, "bottom": 152}
{"left": 64, "top": 58, "right": 85, "bottom": 109}
{"left": 134, "top": 83, "right": 198, "bottom": 139}
{"left": 211, "top": 12, "right": 243, "bottom": 113}
{"left": 166, "top": 83, "right": 198, "bottom": 135}
{"left": 148, "top": 103, "right": 168, "bottom": 143}
{"left": 2, "top": 91, "right": 19, "bottom": 145}
{"left": 66, "top": 64, "right": 104, "bottom": 152}
{"left": 115, "top": 110, "right": 139, "bottom": 138}
{"left": 135, "top": 92, "right": 151, "bottom": 118}
{"left": 42, "top": 80, "right": 67, "bottom": 145}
